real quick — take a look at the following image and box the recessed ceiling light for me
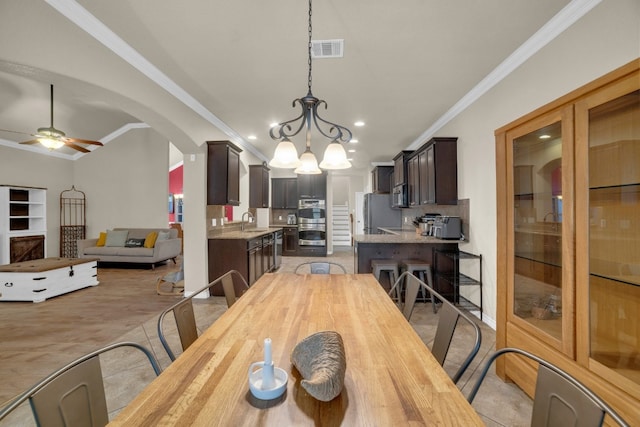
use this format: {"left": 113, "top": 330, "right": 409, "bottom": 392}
{"left": 270, "top": 122, "right": 279, "bottom": 128}
{"left": 354, "top": 121, "right": 365, "bottom": 127}
{"left": 348, "top": 149, "right": 355, "bottom": 153}
{"left": 539, "top": 134, "right": 551, "bottom": 139}
{"left": 350, "top": 139, "right": 358, "bottom": 143}
{"left": 248, "top": 135, "right": 257, "bottom": 140}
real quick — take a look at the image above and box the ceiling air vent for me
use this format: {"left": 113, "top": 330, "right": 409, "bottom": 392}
{"left": 311, "top": 39, "right": 344, "bottom": 58}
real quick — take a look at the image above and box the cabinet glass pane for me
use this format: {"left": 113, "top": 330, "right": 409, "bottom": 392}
{"left": 513, "top": 121, "right": 563, "bottom": 341}
{"left": 588, "top": 89, "right": 640, "bottom": 385}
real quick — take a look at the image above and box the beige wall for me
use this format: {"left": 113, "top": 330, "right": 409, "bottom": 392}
{"left": 437, "top": 0, "right": 639, "bottom": 326}
{"left": 73, "top": 127, "right": 170, "bottom": 237}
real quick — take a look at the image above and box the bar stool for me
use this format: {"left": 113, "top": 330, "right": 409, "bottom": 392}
{"left": 399, "top": 259, "right": 437, "bottom": 313}
{"left": 371, "top": 259, "right": 400, "bottom": 300}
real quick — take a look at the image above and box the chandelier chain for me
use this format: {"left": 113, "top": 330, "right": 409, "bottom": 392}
{"left": 268, "top": 0, "right": 352, "bottom": 171}
{"left": 307, "top": 0, "right": 313, "bottom": 94}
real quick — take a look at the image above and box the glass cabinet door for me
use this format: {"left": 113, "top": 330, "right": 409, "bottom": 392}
{"left": 507, "top": 106, "right": 574, "bottom": 355}
{"left": 576, "top": 76, "right": 640, "bottom": 392}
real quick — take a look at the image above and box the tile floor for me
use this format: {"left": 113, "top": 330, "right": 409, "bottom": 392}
{"left": 1, "top": 247, "right": 533, "bottom": 426}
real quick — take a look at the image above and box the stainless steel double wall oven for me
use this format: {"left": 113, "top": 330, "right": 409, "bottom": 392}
{"left": 297, "top": 199, "right": 326, "bottom": 247}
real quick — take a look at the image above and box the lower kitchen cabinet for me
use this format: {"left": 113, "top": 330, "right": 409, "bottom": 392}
{"left": 355, "top": 241, "right": 458, "bottom": 298}
{"left": 283, "top": 226, "right": 298, "bottom": 255}
{"left": 208, "top": 232, "right": 278, "bottom": 293}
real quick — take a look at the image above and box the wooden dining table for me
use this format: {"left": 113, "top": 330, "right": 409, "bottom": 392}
{"left": 110, "top": 273, "right": 484, "bottom": 426}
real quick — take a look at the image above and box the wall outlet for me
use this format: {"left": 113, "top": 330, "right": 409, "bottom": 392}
{"left": 211, "top": 218, "right": 217, "bottom": 226}
{"left": 278, "top": 215, "right": 282, "bottom": 220}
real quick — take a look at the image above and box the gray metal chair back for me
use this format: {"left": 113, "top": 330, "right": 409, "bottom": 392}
{"left": 157, "top": 269, "right": 249, "bottom": 361}
{"left": 0, "top": 342, "right": 161, "bottom": 427}
{"left": 388, "top": 271, "right": 481, "bottom": 384}
{"left": 467, "top": 347, "right": 629, "bottom": 427}
{"left": 294, "top": 261, "right": 347, "bottom": 274}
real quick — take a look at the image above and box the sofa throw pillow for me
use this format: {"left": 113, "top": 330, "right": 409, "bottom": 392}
{"left": 144, "top": 231, "right": 158, "bottom": 248}
{"left": 96, "top": 232, "right": 107, "bottom": 247}
{"left": 157, "top": 231, "right": 171, "bottom": 242}
{"left": 125, "top": 238, "right": 146, "bottom": 248}
{"left": 105, "top": 230, "right": 129, "bottom": 247}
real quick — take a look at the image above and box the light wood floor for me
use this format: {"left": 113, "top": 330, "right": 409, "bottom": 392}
{"left": 0, "top": 249, "right": 533, "bottom": 426}
{"left": 0, "top": 260, "right": 185, "bottom": 406}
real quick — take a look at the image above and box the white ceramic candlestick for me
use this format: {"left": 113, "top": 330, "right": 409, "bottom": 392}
{"left": 261, "top": 338, "right": 275, "bottom": 390}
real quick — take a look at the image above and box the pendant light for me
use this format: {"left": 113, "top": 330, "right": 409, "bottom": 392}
{"left": 269, "top": 0, "right": 352, "bottom": 173}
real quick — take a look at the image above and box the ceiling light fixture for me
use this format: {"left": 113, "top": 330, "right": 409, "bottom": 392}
{"left": 269, "top": 0, "right": 352, "bottom": 174}
{"left": 37, "top": 131, "right": 66, "bottom": 150}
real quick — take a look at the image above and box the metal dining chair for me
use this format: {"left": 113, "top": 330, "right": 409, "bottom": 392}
{"left": 0, "top": 342, "right": 161, "bottom": 427}
{"left": 294, "top": 261, "right": 347, "bottom": 274}
{"left": 157, "top": 269, "right": 249, "bottom": 361}
{"left": 388, "top": 271, "right": 482, "bottom": 384}
{"left": 467, "top": 347, "right": 629, "bottom": 427}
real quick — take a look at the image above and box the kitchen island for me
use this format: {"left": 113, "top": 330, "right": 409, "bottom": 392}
{"left": 354, "top": 228, "right": 462, "bottom": 301}
{"left": 208, "top": 226, "right": 283, "bottom": 293}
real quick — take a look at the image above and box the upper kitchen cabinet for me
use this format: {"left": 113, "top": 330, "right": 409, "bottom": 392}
{"left": 249, "top": 164, "right": 270, "bottom": 208}
{"left": 207, "top": 141, "right": 242, "bottom": 206}
{"left": 371, "top": 166, "right": 394, "bottom": 194}
{"left": 407, "top": 137, "right": 458, "bottom": 206}
{"left": 272, "top": 178, "right": 297, "bottom": 209}
{"left": 393, "top": 151, "right": 413, "bottom": 187}
{"left": 297, "top": 172, "right": 326, "bottom": 200}
{"left": 496, "top": 59, "right": 639, "bottom": 421}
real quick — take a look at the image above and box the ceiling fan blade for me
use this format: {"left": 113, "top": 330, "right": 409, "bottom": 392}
{"left": 19, "top": 139, "right": 40, "bottom": 145}
{"left": 63, "top": 141, "right": 90, "bottom": 153}
{"left": 65, "top": 137, "right": 104, "bottom": 146}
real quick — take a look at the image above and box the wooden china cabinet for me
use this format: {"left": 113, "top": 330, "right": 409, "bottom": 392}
{"left": 496, "top": 58, "right": 639, "bottom": 423}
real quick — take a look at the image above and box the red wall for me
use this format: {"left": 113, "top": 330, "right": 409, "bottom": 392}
{"left": 169, "top": 165, "right": 183, "bottom": 223}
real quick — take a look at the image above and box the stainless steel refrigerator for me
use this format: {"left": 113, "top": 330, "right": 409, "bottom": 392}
{"left": 363, "top": 193, "right": 401, "bottom": 234}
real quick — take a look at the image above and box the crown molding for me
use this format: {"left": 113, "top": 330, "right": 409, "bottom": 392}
{"left": 44, "top": 0, "right": 268, "bottom": 162}
{"left": 408, "top": 0, "right": 602, "bottom": 150}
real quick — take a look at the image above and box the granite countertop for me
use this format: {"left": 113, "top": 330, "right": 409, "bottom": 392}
{"left": 208, "top": 226, "right": 283, "bottom": 240}
{"left": 355, "top": 228, "right": 461, "bottom": 244}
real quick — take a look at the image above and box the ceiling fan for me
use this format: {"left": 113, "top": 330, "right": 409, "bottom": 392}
{"left": 0, "top": 84, "right": 104, "bottom": 153}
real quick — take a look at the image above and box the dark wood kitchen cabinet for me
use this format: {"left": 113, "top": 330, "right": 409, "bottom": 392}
{"left": 407, "top": 137, "right": 458, "bottom": 206}
{"left": 283, "top": 226, "right": 298, "bottom": 255}
{"left": 393, "top": 151, "right": 412, "bottom": 187}
{"left": 207, "top": 141, "right": 242, "bottom": 206}
{"left": 271, "top": 178, "right": 298, "bottom": 209}
{"left": 371, "top": 166, "right": 394, "bottom": 194}
{"left": 208, "top": 232, "right": 277, "bottom": 290}
{"left": 297, "top": 172, "right": 326, "bottom": 199}
{"left": 407, "top": 154, "right": 419, "bottom": 206}
{"left": 249, "top": 164, "right": 270, "bottom": 208}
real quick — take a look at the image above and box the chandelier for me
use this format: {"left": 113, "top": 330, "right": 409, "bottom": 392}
{"left": 269, "top": 0, "right": 352, "bottom": 174}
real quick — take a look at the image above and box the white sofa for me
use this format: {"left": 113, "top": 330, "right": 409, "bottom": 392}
{"left": 77, "top": 228, "right": 181, "bottom": 268}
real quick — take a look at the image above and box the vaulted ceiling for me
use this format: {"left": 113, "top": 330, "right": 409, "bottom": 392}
{"left": 1, "top": 0, "right": 583, "bottom": 172}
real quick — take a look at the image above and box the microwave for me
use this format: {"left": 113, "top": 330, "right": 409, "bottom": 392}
{"left": 392, "top": 184, "right": 407, "bottom": 208}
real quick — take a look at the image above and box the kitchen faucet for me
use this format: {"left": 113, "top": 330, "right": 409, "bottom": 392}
{"left": 241, "top": 211, "right": 254, "bottom": 231}
{"left": 543, "top": 212, "right": 559, "bottom": 231}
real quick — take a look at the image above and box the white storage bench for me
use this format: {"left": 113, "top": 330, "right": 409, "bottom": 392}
{"left": 0, "top": 257, "right": 99, "bottom": 303}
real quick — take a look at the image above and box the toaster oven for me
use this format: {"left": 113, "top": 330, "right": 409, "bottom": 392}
{"left": 432, "top": 216, "right": 462, "bottom": 240}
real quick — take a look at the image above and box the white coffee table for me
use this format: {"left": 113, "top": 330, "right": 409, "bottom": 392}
{"left": 0, "top": 257, "right": 99, "bottom": 303}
